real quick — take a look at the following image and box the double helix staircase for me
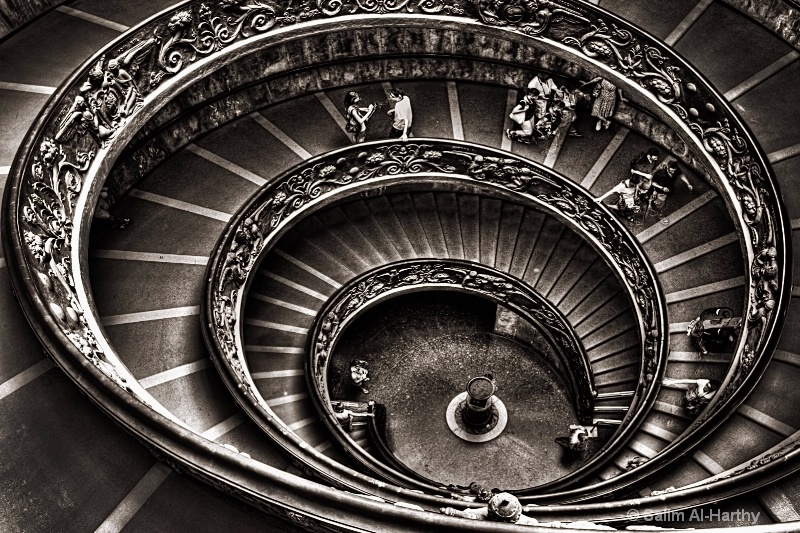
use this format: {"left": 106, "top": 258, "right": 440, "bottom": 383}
{"left": 2, "top": 0, "right": 800, "bottom": 531}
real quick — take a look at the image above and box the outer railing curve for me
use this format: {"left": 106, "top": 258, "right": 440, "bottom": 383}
{"left": 0, "top": 0, "right": 790, "bottom": 524}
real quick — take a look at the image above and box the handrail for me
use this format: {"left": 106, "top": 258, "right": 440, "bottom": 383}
{"left": 0, "top": 0, "right": 790, "bottom": 524}
{"left": 306, "top": 258, "right": 600, "bottom": 490}
{"left": 366, "top": 403, "right": 430, "bottom": 484}
{"left": 204, "top": 139, "right": 668, "bottom": 499}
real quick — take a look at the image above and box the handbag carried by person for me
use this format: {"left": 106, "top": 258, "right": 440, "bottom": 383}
{"left": 509, "top": 107, "right": 527, "bottom": 125}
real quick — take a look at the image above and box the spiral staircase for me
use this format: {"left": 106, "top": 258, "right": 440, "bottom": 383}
{"left": 2, "top": 0, "right": 800, "bottom": 531}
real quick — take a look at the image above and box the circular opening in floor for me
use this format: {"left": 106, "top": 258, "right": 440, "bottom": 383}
{"left": 328, "top": 290, "right": 588, "bottom": 490}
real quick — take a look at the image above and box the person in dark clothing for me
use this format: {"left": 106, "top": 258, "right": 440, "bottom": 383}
{"left": 653, "top": 160, "right": 688, "bottom": 190}
{"left": 630, "top": 148, "right": 660, "bottom": 182}
{"left": 629, "top": 148, "right": 661, "bottom": 218}
{"left": 651, "top": 160, "right": 694, "bottom": 211}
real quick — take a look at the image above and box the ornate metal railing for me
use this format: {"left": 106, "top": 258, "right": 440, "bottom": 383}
{"left": 306, "top": 258, "right": 599, "bottom": 488}
{"left": 0, "top": 0, "right": 790, "bottom": 524}
{"left": 204, "top": 139, "right": 668, "bottom": 496}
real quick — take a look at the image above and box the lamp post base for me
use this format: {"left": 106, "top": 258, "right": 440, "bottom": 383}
{"left": 445, "top": 392, "right": 508, "bottom": 443}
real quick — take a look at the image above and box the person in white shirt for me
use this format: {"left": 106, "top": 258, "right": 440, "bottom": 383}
{"left": 597, "top": 174, "right": 642, "bottom": 220}
{"left": 387, "top": 87, "right": 412, "bottom": 141}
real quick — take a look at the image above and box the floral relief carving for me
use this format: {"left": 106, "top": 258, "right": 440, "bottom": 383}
{"left": 564, "top": 21, "right": 682, "bottom": 110}
{"left": 472, "top": 0, "right": 588, "bottom": 35}
{"left": 21, "top": 140, "right": 134, "bottom": 392}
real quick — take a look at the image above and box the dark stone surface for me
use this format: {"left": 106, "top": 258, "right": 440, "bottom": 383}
{"left": 0, "top": 0, "right": 64, "bottom": 38}
{"left": 0, "top": 91, "right": 49, "bottom": 164}
{"left": 69, "top": 0, "right": 177, "bottom": 27}
{"left": 0, "top": 271, "right": 43, "bottom": 384}
{"left": 0, "top": 10, "right": 119, "bottom": 86}
{"left": 599, "top": 0, "right": 699, "bottom": 41}
{"left": 773, "top": 155, "right": 800, "bottom": 220}
{"left": 733, "top": 58, "right": 800, "bottom": 154}
{"left": 674, "top": 2, "right": 794, "bottom": 94}
{"left": 104, "top": 315, "right": 206, "bottom": 379}
{"left": 720, "top": 0, "right": 800, "bottom": 49}
{"left": 642, "top": 197, "right": 737, "bottom": 265}
{"left": 89, "top": 259, "right": 204, "bottom": 316}
{"left": 328, "top": 291, "right": 584, "bottom": 490}
{"left": 119, "top": 470, "right": 276, "bottom": 533}
{"left": 0, "top": 370, "right": 155, "bottom": 533}
{"left": 135, "top": 149, "right": 258, "bottom": 215}
{"left": 92, "top": 196, "right": 226, "bottom": 256}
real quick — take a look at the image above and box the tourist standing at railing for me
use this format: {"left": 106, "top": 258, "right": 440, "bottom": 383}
{"left": 506, "top": 90, "right": 537, "bottom": 143}
{"left": 629, "top": 148, "right": 664, "bottom": 218}
{"left": 555, "top": 86, "right": 583, "bottom": 138}
{"left": 387, "top": 87, "right": 412, "bottom": 142}
{"left": 344, "top": 91, "right": 375, "bottom": 144}
{"left": 651, "top": 159, "right": 694, "bottom": 212}
{"left": 582, "top": 76, "right": 625, "bottom": 130}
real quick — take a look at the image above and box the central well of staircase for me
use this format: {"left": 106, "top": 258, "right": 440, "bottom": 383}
{"left": 328, "top": 291, "right": 580, "bottom": 489}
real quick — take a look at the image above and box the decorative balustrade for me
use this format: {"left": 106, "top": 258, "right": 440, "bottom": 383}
{"left": 306, "top": 258, "right": 598, "bottom": 486}
{"left": 204, "top": 139, "right": 668, "bottom": 494}
{"left": 1, "top": 0, "right": 791, "bottom": 524}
